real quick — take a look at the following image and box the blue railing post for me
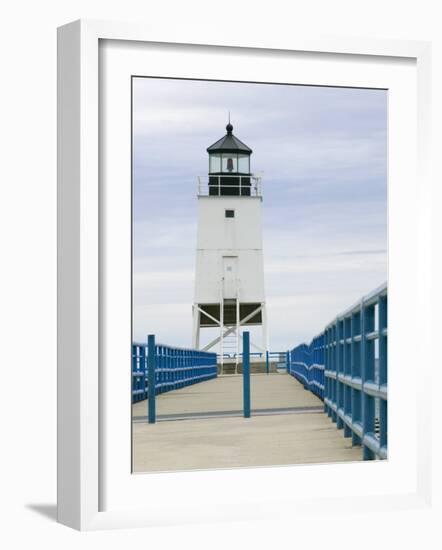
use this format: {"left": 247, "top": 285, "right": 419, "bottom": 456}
{"left": 351, "top": 309, "right": 361, "bottom": 446}
{"left": 379, "top": 295, "right": 388, "bottom": 454}
{"left": 324, "top": 330, "right": 329, "bottom": 413}
{"left": 243, "top": 332, "right": 251, "bottom": 418}
{"left": 343, "top": 318, "right": 351, "bottom": 438}
{"left": 147, "top": 334, "right": 156, "bottom": 424}
{"left": 265, "top": 350, "right": 269, "bottom": 375}
{"left": 361, "top": 301, "right": 375, "bottom": 460}
{"left": 336, "top": 318, "right": 343, "bottom": 429}
{"left": 139, "top": 345, "right": 146, "bottom": 401}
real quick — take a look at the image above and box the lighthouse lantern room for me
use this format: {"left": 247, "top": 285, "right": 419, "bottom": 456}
{"left": 193, "top": 122, "right": 267, "bottom": 371}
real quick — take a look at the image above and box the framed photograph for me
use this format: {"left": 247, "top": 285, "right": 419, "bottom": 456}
{"left": 57, "top": 20, "right": 432, "bottom": 530}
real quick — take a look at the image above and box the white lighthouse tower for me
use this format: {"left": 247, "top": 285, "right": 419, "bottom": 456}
{"left": 192, "top": 121, "right": 267, "bottom": 371}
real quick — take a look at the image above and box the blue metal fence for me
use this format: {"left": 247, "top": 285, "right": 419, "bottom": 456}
{"left": 288, "top": 335, "right": 325, "bottom": 400}
{"left": 132, "top": 339, "right": 218, "bottom": 404}
{"left": 288, "top": 283, "right": 388, "bottom": 460}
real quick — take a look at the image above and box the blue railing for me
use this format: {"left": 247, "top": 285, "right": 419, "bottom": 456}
{"left": 132, "top": 341, "right": 217, "bottom": 404}
{"left": 288, "top": 283, "right": 388, "bottom": 460}
{"left": 287, "top": 335, "right": 325, "bottom": 400}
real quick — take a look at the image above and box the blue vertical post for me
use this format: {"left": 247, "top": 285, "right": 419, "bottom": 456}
{"left": 243, "top": 331, "right": 251, "bottom": 418}
{"left": 336, "top": 319, "right": 343, "bottom": 429}
{"left": 351, "top": 311, "right": 361, "bottom": 446}
{"left": 343, "top": 317, "right": 351, "bottom": 438}
{"left": 361, "top": 302, "right": 374, "bottom": 460}
{"left": 331, "top": 324, "right": 337, "bottom": 422}
{"left": 131, "top": 345, "right": 137, "bottom": 403}
{"left": 379, "top": 295, "right": 388, "bottom": 452}
{"left": 139, "top": 345, "right": 146, "bottom": 401}
{"left": 324, "top": 330, "right": 329, "bottom": 414}
{"left": 147, "top": 334, "right": 156, "bottom": 424}
{"left": 265, "top": 350, "right": 269, "bottom": 375}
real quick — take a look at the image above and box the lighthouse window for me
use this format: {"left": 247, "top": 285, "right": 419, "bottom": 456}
{"left": 225, "top": 209, "right": 235, "bottom": 218}
{"left": 238, "top": 154, "right": 250, "bottom": 173}
{"left": 222, "top": 154, "right": 238, "bottom": 173}
{"left": 209, "top": 154, "right": 221, "bottom": 173}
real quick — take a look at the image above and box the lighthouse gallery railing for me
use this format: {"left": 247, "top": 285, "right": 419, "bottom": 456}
{"left": 197, "top": 174, "right": 263, "bottom": 197}
{"left": 287, "top": 283, "right": 388, "bottom": 460}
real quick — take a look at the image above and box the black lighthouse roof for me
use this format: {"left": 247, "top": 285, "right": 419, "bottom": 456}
{"left": 206, "top": 122, "right": 253, "bottom": 155}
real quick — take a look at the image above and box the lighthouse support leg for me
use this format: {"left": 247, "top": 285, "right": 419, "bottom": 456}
{"left": 192, "top": 305, "right": 200, "bottom": 349}
{"left": 235, "top": 294, "right": 240, "bottom": 374}
{"left": 261, "top": 303, "right": 269, "bottom": 373}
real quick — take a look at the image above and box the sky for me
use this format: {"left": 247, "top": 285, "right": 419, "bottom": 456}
{"left": 132, "top": 77, "right": 387, "bottom": 350}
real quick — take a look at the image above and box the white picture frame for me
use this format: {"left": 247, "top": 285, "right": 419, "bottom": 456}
{"left": 57, "top": 19, "right": 432, "bottom": 531}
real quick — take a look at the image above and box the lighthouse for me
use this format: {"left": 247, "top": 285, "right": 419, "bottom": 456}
{"left": 192, "top": 121, "right": 268, "bottom": 371}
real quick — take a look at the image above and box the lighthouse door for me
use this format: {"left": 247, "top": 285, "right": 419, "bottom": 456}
{"left": 222, "top": 256, "right": 238, "bottom": 299}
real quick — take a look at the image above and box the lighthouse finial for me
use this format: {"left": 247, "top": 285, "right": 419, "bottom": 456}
{"left": 226, "top": 112, "right": 233, "bottom": 134}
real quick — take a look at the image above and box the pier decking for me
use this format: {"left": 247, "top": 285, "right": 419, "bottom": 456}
{"left": 132, "top": 373, "right": 362, "bottom": 472}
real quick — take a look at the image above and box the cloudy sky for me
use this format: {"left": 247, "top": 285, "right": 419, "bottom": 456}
{"left": 132, "top": 77, "right": 387, "bottom": 350}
